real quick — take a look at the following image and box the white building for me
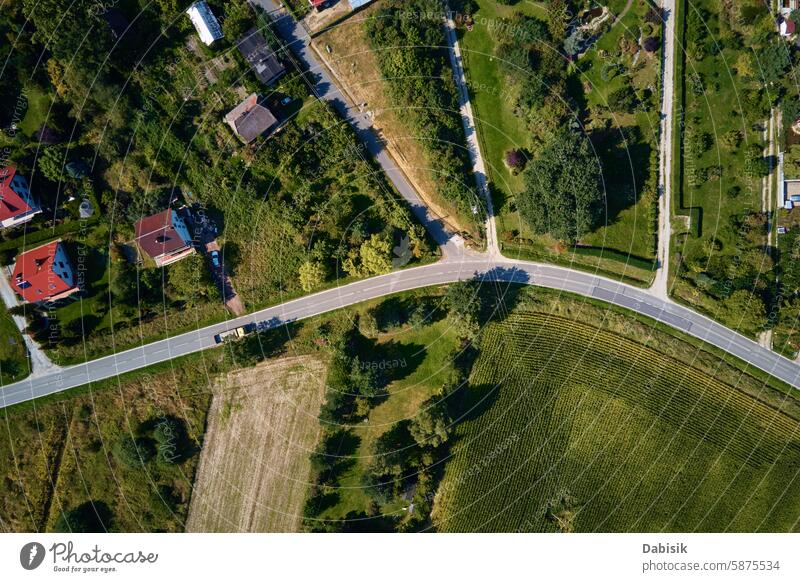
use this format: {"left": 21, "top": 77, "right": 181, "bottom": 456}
{"left": 348, "top": 0, "right": 375, "bottom": 9}
{"left": 186, "top": 1, "right": 223, "bottom": 46}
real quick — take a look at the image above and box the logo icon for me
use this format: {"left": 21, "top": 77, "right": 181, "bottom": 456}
{"left": 20, "top": 542, "right": 46, "bottom": 570}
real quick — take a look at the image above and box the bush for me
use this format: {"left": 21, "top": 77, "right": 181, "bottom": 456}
{"left": 112, "top": 436, "right": 156, "bottom": 467}
{"left": 505, "top": 149, "right": 527, "bottom": 172}
{"left": 643, "top": 36, "right": 659, "bottom": 53}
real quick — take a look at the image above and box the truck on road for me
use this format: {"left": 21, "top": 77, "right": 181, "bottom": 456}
{"left": 214, "top": 323, "right": 256, "bottom": 344}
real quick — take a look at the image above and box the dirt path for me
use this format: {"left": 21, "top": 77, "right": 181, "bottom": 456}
{"left": 759, "top": 110, "right": 778, "bottom": 350}
{"left": 186, "top": 355, "right": 326, "bottom": 532}
{"left": 651, "top": 0, "right": 677, "bottom": 301}
{"left": 0, "top": 266, "right": 60, "bottom": 377}
{"left": 444, "top": 10, "right": 499, "bottom": 256}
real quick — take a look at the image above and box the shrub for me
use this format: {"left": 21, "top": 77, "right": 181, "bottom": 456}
{"left": 505, "top": 149, "right": 527, "bottom": 172}
{"left": 112, "top": 436, "right": 156, "bottom": 468}
{"left": 643, "top": 36, "right": 659, "bottom": 53}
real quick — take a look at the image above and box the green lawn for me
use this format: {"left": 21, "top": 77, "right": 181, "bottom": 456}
{"left": 318, "top": 317, "right": 461, "bottom": 521}
{"left": 0, "top": 309, "right": 28, "bottom": 383}
{"left": 669, "top": 0, "right": 774, "bottom": 324}
{"left": 461, "top": 0, "right": 659, "bottom": 284}
{"left": 18, "top": 84, "right": 51, "bottom": 137}
{"left": 434, "top": 306, "right": 800, "bottom": 532}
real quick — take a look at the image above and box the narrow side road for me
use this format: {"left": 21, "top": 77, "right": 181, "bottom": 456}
{"left": 250, "top": 0, "right": 470, "bottom": 260}
{"left": 444, "top": 12, "right": 499, "bottom": 257}
{"left": 652, "top": 0, "right": 677, "bottom": 300}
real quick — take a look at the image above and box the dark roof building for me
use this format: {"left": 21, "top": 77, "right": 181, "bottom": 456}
{"left": 135, "top": 209, "right": 195, "bottom": 266}
{"left": 237, "top": 29, "right": 287, "bottom": 86}
{"left": 224, "top": 94, "right": 279, "bottom": 144}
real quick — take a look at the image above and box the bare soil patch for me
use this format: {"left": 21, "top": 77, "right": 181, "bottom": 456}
{"left": 186, "top": 355, "right": 326, "bottom": 532}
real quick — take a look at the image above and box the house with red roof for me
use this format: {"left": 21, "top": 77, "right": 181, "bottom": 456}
{"left": 11, "top": 240, "right": 79, "bottom": 303}
{"left": 0, "top": 166, "right": 41, "bottom": 229}
{"left": 134, "top": 209, "right": 195, "bottom": 266}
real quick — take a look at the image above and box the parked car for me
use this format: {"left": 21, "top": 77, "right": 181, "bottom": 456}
{"left": 281, "top": 96, "right": 293, "bottom": 106}
{"left": 210, "top": 250, "right": 220, "bottom": 268}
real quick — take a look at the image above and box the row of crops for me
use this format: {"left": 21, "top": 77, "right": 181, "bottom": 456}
{"left": 434, "top": 313, "right": 800, "bottom": 532}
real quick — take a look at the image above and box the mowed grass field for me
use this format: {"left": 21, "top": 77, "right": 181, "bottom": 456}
{"left": 186, "top": 355, "right": 327, "bottom": 532}
{"left": 434, "top": 310, "right": 800, "bottom": 532}
{"left": 461, "top": 0, "right": 658, "bottom": 283}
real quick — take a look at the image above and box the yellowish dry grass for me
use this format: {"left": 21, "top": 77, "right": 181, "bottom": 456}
{"left": 186, "top": 355, "right": 326, "bottom": 532}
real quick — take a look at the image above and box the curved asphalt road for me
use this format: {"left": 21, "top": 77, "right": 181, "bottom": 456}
{"left": 2, "top": 2, "right": 798, "bottom": 407}
{"left": 2, "top": 255, "right": 800, "bottom": 408}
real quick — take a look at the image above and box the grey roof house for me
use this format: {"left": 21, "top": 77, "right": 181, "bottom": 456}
{"left": 224, "top": 94, "right": 278, "bottom": 144}
{"left": 237, "top": 29, "right": 287, "bottom": 86}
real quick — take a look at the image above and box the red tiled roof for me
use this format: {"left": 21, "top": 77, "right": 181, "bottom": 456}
{"left": 135, "top": 209, "right": 190, "bottom": 259}
{"left": 12, "top": 240, "right": 74, "bottom": 303}
{"left": 0, "top": 166, "right": 33, "bottom": 223}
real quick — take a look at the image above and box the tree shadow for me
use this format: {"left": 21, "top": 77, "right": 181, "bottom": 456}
{"left": 375, "top": 340, "right": 426, "bottom": 384}
{"left": 589, "top": 124, "right": 653, "bottom": 230}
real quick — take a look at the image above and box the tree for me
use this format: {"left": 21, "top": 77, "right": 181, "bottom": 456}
{"left": 113, "top": 436, "right": 156, "bottom": 467}
{"left": 743, "top": 143, "right": 768, "bottom": 178}
{"left": 517, "top": 127, "right": 603, "bottom": 243}
{"left": 37, "top": 146, "right": 65, "bottom": 182}
{"left": 167, "top": 254, "right": 218, "bottom": 304}
{"left": 359, "top": 235, "right": 393, "bottom": 275}
{"left": 719, "top": 290, "right": 766, "bottom": 335}
{"left": 409, "top": 399, "right": 451, "bottom": 448}
{"left": 221, "top": 0, "right": 253, "bottom": 40}
{"left": 505, "top": 149, "right": 527, "bottom": 172}
{"left": 752, "top": 42, "right": 790, "bottom": 85}
{"left": 643, "top": 36, "right": 660, "bottom": 53}
{"left": 444, "top": 281, "right": 481, "bottom": 339}
{"left": 55, "top": 501, "right": 114, "bottom": 533}
{"left": 299, "top": 260, "right": 326, "bottom": 292}
{"left": 607, "top": 85, "right": 638, "bottom": 113}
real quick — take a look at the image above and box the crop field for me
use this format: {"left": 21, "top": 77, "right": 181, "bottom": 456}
{"left": 434, "top": 312, "right": 800, "bottom": 532}
{"left": 186, "top": 355, "right": 327, "bottom": 532}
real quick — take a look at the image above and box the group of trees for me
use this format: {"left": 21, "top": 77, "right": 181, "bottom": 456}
{"left": 680, "top": 211, "right": 772, "bottom": 335}
{"left": 112, "top": 417, "right": 195, "bottom": 469}
{"left": 489, "top": 10, "right": 606, "bottom": 244}
{"left": 365, "top": 0, "right": 478, "bottom": 219}
{"left": 303, "top": 285, "right": 487, "bottom": 531}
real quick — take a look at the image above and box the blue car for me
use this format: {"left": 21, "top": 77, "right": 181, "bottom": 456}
{"left": 210, "top": 250, "right": 221, "bottom": 268}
